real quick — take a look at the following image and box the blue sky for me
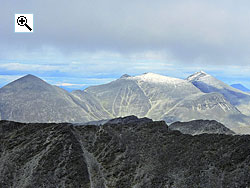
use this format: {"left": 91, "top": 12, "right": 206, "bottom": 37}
{"left": 1, "top": 0, "right": 250, "bottom": 90}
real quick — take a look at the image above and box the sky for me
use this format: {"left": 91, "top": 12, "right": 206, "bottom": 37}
{"left": 1, "top": 0, "right": 250, "bottom": 90}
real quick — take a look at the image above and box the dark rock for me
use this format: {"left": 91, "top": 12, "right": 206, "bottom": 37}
{"left": 82, "top": 116, "right": 153, "bottom": 126}
{"left": 0, "top": 119, "right": 249, "bottom": 187}
{"left": 169, "top": 119, "right": 235, "bottom": 135}
{"left": 104, "top": 115, "right": 153, "bottom": 125}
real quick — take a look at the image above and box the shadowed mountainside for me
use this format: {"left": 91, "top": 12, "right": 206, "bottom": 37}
{"left": 231, "top": 84, "right": 250, "bottom": 92}
{"left": 0, "top": 119, "right": 249, "bottom": 188}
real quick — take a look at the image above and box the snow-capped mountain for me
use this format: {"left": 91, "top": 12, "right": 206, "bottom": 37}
{"left": 187, "top": 71, "right": 250, "bottom": 116}
{"left": 83, "top": 72, "right": 250, "bottom": 133}
{"left": 128, "top": 72, "right": 186, "bottom": 85}
{"left": 84, "top": 72, "right": 201, "bottom": 120}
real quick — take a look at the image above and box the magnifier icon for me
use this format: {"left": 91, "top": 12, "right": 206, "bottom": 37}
{"left": 17, "top": 16, "right": 32, "bottom": 31}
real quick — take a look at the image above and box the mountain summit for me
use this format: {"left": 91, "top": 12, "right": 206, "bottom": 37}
{"left": 186, "top": 71, "right": 211, "bottom": 82}
{"left": 1, "top": 74, "right": 52, "bottom": 92}
{"left": 187, "top": 71, "right": 243, "bottom": 92}
{"left": 128, "top": 72, "right": 185, "bottom": 84}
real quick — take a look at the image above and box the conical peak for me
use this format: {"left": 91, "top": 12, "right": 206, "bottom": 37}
{"left": 12, "top": 74, "right": 48, "bottom": 84}
{"left": 1, "top": 74, "right": 53, "bottom": 92}
{"left": 20, "top": 74, "right": 41, "bottom": 80}
{"left": 25, "top": 74, "right": 36, "bottom": 77}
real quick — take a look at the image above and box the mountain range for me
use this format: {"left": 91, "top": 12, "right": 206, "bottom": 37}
{"left": 0, "top": 71, "right": 250, "bottom": 134}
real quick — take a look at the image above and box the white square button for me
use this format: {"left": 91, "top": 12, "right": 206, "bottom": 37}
{"left": 15, "top": 14, "right": 33, "bottom": 33}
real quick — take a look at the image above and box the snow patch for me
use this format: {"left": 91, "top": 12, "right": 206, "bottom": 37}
{"left": 127, "top": 73, "right": 186, "bottom": 85}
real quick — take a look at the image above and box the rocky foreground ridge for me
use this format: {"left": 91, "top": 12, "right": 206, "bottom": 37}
{"left": 169, "top": 120, "right": 236, "bottom": 135}
{"left": 0, "top": 118, "right": 249, "bottom": 188}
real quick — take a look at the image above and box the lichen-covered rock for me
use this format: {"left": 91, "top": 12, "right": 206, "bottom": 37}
{"left": 0, "top": 121, "right": 90, "bottom": 188}
{"left": 0, "top": 119, "right": 249, "bottom": 188}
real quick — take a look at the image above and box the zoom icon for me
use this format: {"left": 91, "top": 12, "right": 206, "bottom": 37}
{"left": 15, "top": 14, "right": 33, "bottom": 33}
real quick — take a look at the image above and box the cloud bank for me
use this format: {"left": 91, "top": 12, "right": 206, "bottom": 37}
{"left": 1, "top": 0, "right": 250, "bottom": 64}
{"left": 0, "top": 0, "right": 250, "bottom": 88}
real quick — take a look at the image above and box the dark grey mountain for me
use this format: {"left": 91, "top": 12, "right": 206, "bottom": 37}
{"left": 0, "top": 119, "right": 249, "bottom": 187}
{"left": 170, "top": 119, "right": 235, "bottom": 135}
{"left": 231, "top": 83, "right": 250, "bottom": 92}
{"left": 0, "top": 75, "right": 104, "bottom": 123}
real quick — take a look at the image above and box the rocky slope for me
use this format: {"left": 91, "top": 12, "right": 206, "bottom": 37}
{"left": 0, "top": 119, "right": 249, "bottom": 188}
{"left": 169, "top": 119, "right": 235, "bottom": 135}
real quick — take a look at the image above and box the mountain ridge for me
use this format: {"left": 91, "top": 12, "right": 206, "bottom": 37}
{"left": 170, "top": 119, "right": 235, "bottom": 135}
{"left": 0, "top": 119, "right": 249, "bottom": 187}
